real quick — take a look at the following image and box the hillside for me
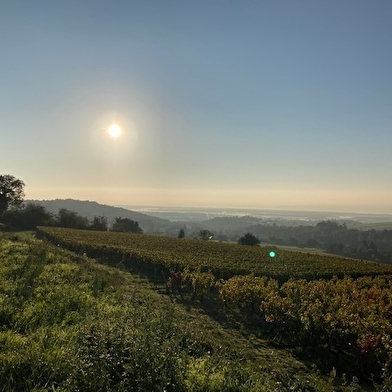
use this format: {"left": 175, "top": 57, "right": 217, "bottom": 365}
{"left": 33, "top": 227, "right": 392, "bottom": 389}
{"left": 187, "top": 216, "right": 263, "bottom": 236}
{"left": 1, "top": 233, "right": 359, "bottom": 391}
{"left": 23, "top": 200, "right": 392, "bottom": 264}
{"left": 27, "top": 199, "right": 172, "bottom": 233}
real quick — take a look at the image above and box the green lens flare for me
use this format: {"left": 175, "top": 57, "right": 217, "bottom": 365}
{"left": 269, "top": 251, "right": 276, "bottom": 258}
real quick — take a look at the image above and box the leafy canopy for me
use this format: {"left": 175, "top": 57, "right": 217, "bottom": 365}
{"left": 111, "top": 217, "right": 143, "bottom": 233}
{"left": 238, "top": 232, "right": 261, "bottom": 246}
{"left": 0, "top": 174, "right": 25, "bottom": 216}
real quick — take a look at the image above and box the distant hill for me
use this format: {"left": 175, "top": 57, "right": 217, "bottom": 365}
{"left": 27, "top": 199, "right": 172, "bottom": 233}
{"left": 190, "top": 216, "right": 263, "bottom": 234}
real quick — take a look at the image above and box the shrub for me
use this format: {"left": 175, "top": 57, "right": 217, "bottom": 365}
{"left": 238, "top": 233, "right": 260, "bottom": 246}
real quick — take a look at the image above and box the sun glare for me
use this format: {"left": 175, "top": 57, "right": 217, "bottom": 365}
{"left": 108, "top": 124, "right": 122, "bottom": 138}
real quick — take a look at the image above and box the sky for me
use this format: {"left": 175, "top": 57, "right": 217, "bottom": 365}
{"left": 1, "top": 1, "right": 392, "bottom": 213}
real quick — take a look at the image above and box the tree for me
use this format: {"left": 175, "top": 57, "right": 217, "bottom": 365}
{"left": 111, "top": 217, "right": 143, "bottom": 233}
{"left": 56, "top": 208, "right": 89, "bottom": 229}
{"left": 2, "top": 203, "right": 53, "bottom": 229}
{"left": 198, "top": 229, "right": 213, "bottom": 240}
{"left": 178, "top": 228, "right": 185, "bottom": 238}
{"left": 238, "top": 232, "right": 260, "bottom": 246}
{"left": 90, "top": 215, "right": 108, "bottom": 231}
{"left": 0, "top": 175, "right": 25, "bottom": 216}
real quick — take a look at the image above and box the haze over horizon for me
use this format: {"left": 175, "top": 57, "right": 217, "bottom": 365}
{"left": 2, "top": 1, "right": 392, "bottom": 214}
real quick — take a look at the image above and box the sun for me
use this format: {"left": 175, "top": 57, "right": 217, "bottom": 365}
{"left": 107, "top": 124, "right": 122, "bottom": 138}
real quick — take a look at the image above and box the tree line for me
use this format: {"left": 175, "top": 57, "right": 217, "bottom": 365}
{"left": 246, "top": 220, "right": 392, "bottom": 263}
{"left": 2, "top": 202, "right": 143, "bottom": 233}
{"left": 196, "top": 220, "right": 392, "bottom": 263}
{"left": 0, "top": 174, "right": 142, "bottom": 233}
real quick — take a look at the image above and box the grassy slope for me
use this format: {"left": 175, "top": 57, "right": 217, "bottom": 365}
{"left": 0, "top": 233, "right": 374, "bottom": 391}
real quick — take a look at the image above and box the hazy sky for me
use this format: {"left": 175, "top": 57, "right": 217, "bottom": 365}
{"left": 1, "top": 1, "right": 392, "bottom": 213}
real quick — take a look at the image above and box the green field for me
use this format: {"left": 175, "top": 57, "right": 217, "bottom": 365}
{"left": 0, "top": 232, "right": 351, "bottom": 392}
{"left": 2, "top": 229, "right": 392, "bottom": 391}
{"left": 37, "top": 226, "right": 392, "bottom": 281}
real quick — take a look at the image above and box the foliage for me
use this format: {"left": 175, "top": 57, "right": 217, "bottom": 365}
{"left": 183, "top": 356, "right": 274, "bottom": 392}
{"left": 56, "top": 208, "right": 90, "bottom": 229}
{"left": 220, "top": 275, "right": 278, "bottom": 313}
{"left": 66, "top": 298, "right": 187, "bottom": 392}
{"left": 111, "top": 217, "right": 143, "bottom": 233}
{"left": 0, "top": 238, "right": 183, "bottom": 390}
{"left": 1, "top": 201, "right": 109, "bottom": 232}
{"left": 238, "top": 232, "right": 261, "bottom": 246}
{"left": 0, "top": 236, "right": 321, "bottom": 391}
{"left": 37, "top": 226, "right": 392, "bottom": 281}
{"left": 89, "top": 215, "right": 108, "bottom": 231}
{"left": 1, "top": 202, "right": 53, "bottom": 229}
{"left": 26, "top": 227, "right": 392, "bottom": 389}
{"left": 184, "top": 269, "right": 217, "bottom": 302}
{"left": 220, "top": 273, "right": 392, "bottom": 384}
{"left": 246, "top": 219, "right": 392, "bottom": 263}
{"left": 0, "top": 174, "right": 25, "bottom": 216}
{"left": 198, "top": 229, "right": 214, "bottom": 240}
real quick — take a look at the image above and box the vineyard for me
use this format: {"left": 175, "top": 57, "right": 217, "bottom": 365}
{"left": 2, "top": 232, "right": 359, "bottom": 391}
{"left": 35, "top": 226, "right": 392, "bottom": 388}
{"left": 220, "top": 274, "right": 392, "bottom": 384}
{"left": 36, "top": 226, "right": 392, "bottom": 281}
